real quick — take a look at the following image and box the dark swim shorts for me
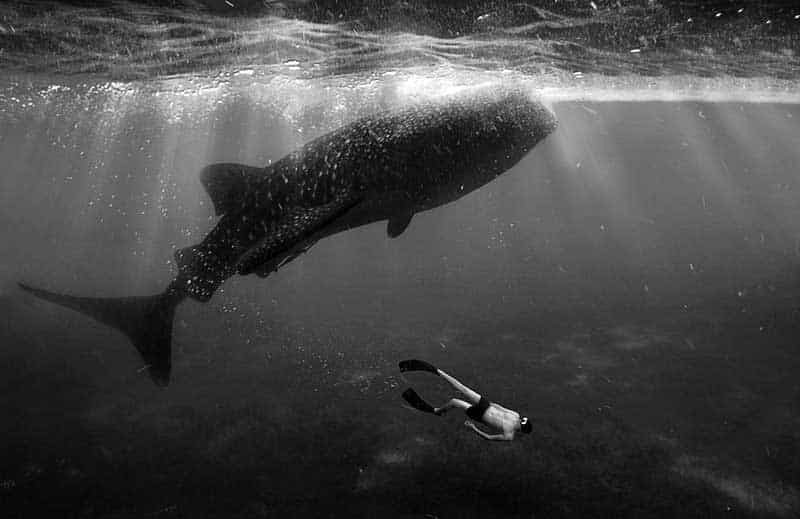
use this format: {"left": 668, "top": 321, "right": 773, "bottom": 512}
{"left": 465, "top": 396, "right": 490, "bottom": 421}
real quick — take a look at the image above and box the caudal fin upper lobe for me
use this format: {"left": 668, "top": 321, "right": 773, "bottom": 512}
{"left": 18, "top": 283, "right": 183, "bottom": 386}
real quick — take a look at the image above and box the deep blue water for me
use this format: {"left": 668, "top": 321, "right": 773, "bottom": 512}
{"left": 1, "top": 2, "right": 800, "bottom": 518}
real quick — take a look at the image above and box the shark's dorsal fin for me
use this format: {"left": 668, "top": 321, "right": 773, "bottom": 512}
{"left": 200, "top": 163, "right": 266, "bottom": 216}
{"left": 387, "top": 212, "right": 413, "bottom": 238}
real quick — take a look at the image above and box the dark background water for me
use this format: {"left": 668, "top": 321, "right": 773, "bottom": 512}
{"left": 1, "top": 0, "right": 800, "bottom": 517}
{"left": 2, "top": 88, "right": 799, "bottom": 516}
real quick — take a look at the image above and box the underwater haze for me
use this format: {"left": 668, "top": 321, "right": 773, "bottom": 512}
{"left": 1, "top": 1, "right": 800, "bottom": 518}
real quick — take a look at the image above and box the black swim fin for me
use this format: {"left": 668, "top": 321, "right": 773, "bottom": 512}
{"left": 18, "top": 282, "right": 185, "bottom": 387}
{"left": 399, "top": 359, "right": 439, "bottom": 375}
{"left": 401, "top": 388, "right": 437, "bottom": 414}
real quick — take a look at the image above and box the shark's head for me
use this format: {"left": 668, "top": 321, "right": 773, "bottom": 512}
{"left": 468, "top": 88, "right": 557, "bottom": 172}
{"left": 416, "top": 87, "right": 557, "bottom": 200}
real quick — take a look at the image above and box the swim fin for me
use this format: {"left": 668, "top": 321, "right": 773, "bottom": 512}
{"left": 401, "top": 388, "right": 437, "bottom": 414}
{"left": 398, "top": 359, "right": 439, "bottom": 375}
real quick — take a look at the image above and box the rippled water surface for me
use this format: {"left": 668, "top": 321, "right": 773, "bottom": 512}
{"left": 1, "top": 0, "right": 799, "bottom": 79}
{"left": 1, "top": 1, "right": 800, "bottom": 518}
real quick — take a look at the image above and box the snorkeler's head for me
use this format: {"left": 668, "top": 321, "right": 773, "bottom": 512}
{"left": 520, "top": 416, "right": 532, "bottom": 434}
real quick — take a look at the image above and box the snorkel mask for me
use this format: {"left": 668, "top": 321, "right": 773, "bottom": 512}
{"left": 520, "top": 416, "right": 532, "bottom": 434}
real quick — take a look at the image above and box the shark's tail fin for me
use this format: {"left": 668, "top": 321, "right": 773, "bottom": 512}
{"left": 18, "top": 282, "right": 185, "bottom": 386}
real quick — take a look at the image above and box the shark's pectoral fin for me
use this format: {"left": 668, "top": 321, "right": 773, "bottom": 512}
{"left": 236, "top": 192, "right": 361, "bottom": 276}
{"left": 387, "top": 212, "right": 413, "bottom": 238}
{"left": 200, "top": 163, "right": 266, "bottom": 216}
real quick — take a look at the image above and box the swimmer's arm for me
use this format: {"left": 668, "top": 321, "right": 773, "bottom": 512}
{"left": 464, "top": 421, "right": 513, "bottom": 441}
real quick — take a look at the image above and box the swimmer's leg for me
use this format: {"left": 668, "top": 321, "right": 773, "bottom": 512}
{"left": 436, "top": 370, "right": 481, "bottom": 404}
{"left": 398, "top": 359, "right": 482, "bottom": 403}
{"left": 434, "top": 398, "right": 470, "bottom": 416}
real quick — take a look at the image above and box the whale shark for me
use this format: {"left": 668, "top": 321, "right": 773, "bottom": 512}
{"left": 19, "top": 87, "right": 557, "bottom": 386}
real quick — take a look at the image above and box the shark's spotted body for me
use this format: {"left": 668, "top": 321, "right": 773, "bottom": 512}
{"left": 20, "top": 87, "right": 557, "bottom": 385}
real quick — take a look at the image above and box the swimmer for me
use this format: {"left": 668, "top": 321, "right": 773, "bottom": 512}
{"left": 399, "top": 359, "right": 532, "bottom": 441}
